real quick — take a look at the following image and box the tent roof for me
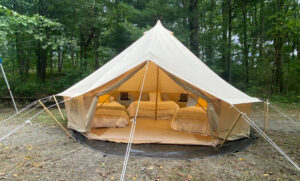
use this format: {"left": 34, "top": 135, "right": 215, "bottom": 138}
{"left": 58, "top": 21, "right": 261, "bottom": 105}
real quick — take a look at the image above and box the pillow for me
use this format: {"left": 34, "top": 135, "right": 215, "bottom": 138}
{"left": 149, "top": 92, "right": 161, "bottom": 102}
{"left": 161, "top": 93, "right": 170, "bottom": 101}
{"left": 98, "top": 94, "right": 110, "bottom": 103}
{"left": 109, "top": 96, "right": 115, "bottom": 102}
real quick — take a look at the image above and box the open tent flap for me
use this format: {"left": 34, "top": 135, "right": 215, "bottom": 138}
{"left": 64, "top": 62, "right": 146, "bottom": 132}
{"left": 64, "top": 61, "right": 252, "bottom": 142}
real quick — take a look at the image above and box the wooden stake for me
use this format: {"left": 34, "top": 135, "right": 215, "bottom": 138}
{"left": 53, "top": 95, "right": 65, "bottom": 120}
{"left": 38, "top": 100, "right": 75, "bottom": 141}
{"left": 218, "top": 112, "right": 243, "bottom": 149}
{"left": 155, "top": 65, "right": 159, "bottom": 120}
{"left": 264, "top": 99, "right": 269, "bottom": 133}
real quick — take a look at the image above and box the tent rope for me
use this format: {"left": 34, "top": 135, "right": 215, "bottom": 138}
{"left": 120, "top": 61, "right": 149, "bottom": 181}
{"left": 0, "top": 95, "right": 53, "bottom": 123}
{"left": 0, "top": 97, "right": 73, "bottom": 142}
{"left": 231, "top": 104, "right": 300, "bottom": 172}
{"left": 268, "top": 103, "right": 300, "bottom": 128}
{"left": 0, "top": 120, "right": 31, "bottom": 142}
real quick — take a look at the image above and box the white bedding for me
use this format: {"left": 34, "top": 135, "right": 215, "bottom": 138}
{"left": 91, "top": 102, "right": 129, "bottom": 128}
{"left": 171, "top": 106, "right": 210, "bottom": 136}
{"left": 127, "top": 101, "right": 179, "bottom": 120}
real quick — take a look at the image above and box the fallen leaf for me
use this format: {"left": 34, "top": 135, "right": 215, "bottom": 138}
{"left": 32, "top": 163, "right": 42, "bottom": 168}
{"left": 132, "top": 177, "right": 137, "bottom": 180}
{"left": 4, "top": 146, "right": 10, "bottom": 150}
{"left": 0, "top": 143, "right": 3, "bottom": 146}
{"left": 147, "top": 166, "right": 154, "bottom": 170}
{"left": 239, "top": 158, "right": 245, "bottom": 161}
{"left": 13, "top": 174, "right": 18, "bottom": 177}
{"left": 160, "top": 166, "right": 163, "bottom": 169}
{"left": 99, "top": 163, "right": 105, "bottom": 167}
{"left": 263, "top": 173, "right": 269, "bottom": 176}
{"left": 26, "top": 144, "right": 33, "bottom": 151}
{"left": 188, "top": 173, "right": 192, "bottom": 179}
{"left": 24, "top": 156, "right": 31, "bottom": 160}
{"left": 111, "top": 176, "right": 114, "bottom": 180}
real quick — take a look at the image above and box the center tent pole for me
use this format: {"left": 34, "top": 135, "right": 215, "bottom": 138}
{"left": 155, "top": 65, "right": 159, "bottom": 120}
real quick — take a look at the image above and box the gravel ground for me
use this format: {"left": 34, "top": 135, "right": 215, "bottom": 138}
{"left": 0, "top": 104, "right": 299, "bottom": 181}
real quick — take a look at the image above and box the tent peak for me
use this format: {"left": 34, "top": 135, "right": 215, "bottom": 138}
{"left": 156, "top": 20, "right": 162, "bottom": 26}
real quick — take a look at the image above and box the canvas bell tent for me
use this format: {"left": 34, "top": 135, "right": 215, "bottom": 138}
{"left": 57, "top": 21, "right": 261, "bottom": 146}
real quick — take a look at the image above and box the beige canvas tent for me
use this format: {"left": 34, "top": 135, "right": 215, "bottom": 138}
{"left": 57, "top": 21, "right": 261, "bottom": 146}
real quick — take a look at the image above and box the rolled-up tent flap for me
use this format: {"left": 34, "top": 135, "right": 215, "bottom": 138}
{"left": 85, "top": 96, "right": 99, "bottom": 131}
{"left": 162, "top": 69, "right": 221, "bottom": 139}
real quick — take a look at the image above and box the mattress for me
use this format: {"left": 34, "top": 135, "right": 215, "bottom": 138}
{"left": 91, "top": 102, "right": 129, "bottom": 128}
{"left": 171, "top": 106, "right": 210, "bottom": 136}
{"left": 127, "top": 101, "right": 179, "bottom": 120}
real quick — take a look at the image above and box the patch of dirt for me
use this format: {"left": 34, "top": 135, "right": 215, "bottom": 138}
{"left": 0, "top": 105, "right": 299, "bottom": 180}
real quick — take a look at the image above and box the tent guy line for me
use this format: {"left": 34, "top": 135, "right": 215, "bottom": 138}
{"left": 231, "top": 104, "right": 300, "bottom": 172}
{"left": 120, "top": 61, "right": 149, "bottom": 181}
{"left": 269, "top": 103, "right": 300, "bottom": 128}
{"left": 0, "top": 95, "right": 53, "bottom": 123}
{"left": 0, "top": 96, "right": 74, "bottom": 142}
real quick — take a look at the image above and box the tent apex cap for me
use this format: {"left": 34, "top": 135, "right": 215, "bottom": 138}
{"left": 156, "top": 20, "right": 162, "bottom": 26}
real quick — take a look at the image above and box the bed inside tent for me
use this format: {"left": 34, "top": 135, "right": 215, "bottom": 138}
{"left": 63, "top": 62, "right": 252, "bottom": 147}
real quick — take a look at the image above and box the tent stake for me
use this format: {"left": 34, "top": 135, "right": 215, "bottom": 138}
{"left": 264, "top": 99, "right": 269, "bottom": 133}
{"left": 38, "top": 100, "right": 75, "bottom": 142}
{"left": 53, "top": 95, "right": 65, "bottom": 121}
{"left": 218, "top": 112, "right": 243, "bottom": 149}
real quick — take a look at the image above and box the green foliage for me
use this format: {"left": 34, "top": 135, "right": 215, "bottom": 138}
{"left": 0, "top": 0, "right": 299, "bottom": 102}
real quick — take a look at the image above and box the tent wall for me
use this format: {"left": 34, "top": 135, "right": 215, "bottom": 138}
{"left": 65, "top": 62, "right": 146, "bottom": 132}
{"left": 65, "top": 61, "right": 252, "bottom": 142}
{"left": 64, "top": 95, "right": 90, "bottom": 132}
{"left": 216, "top": 102, "right": 251, "bottom": 140}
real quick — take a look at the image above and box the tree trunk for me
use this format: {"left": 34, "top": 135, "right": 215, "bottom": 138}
{"left": 272, "top": 0, "right": 284, "bottom": 93}
{"left": 227, "top": 0, "right": 232, "bottom": 83}
{"left": 80, "top": 41, "right": 83, "bottom": 68}
{"left": 83, "top": 44, "right": 88, "bottom": 71}
{"left": 251, "top": 4, "right": 258, "bottom": 68}
{"left": 206, "top": 0, "right": 215, "bottom": 66}
{"left": 259, "top": 0, "right": 264, "bottom": 62}
{"left": 25, "top": 49, "right": 30, "bottom": 75}
{"left": 71, "top": 47, "right": 75, "bottom": 67}
{"left": 58, "top": 47, "right": 63, "bottom": 73}
{"left": 189, "top": 0, "right": 199, "bottom": 57}
{"left": 94, "top": 37, "right": 99, "bottom": 70}
{"left": 242, "top": 1, "right": 249, "bottom": 87}
{"left": 49, "top": 50, "right": 53, "bottom": 75}
{"left": 16, "top": 33, "right": 25, "bottom": 76}
{"left": 36, "top": 41, "right": 47, "bottom": 83}
{"left": 221, "top": 0, "right": 228, "bottom": 79}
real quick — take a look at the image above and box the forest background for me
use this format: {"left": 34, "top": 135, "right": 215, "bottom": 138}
{"left": 0, "top": 0, "right": 299, "bottom": 103}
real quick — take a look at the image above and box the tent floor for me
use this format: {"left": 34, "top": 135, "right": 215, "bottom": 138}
{"left": 72, "top": 130, "right": 257, "bottom": 159}
{"left": 87, "top": 119, "right": 220, "bottom": 146}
